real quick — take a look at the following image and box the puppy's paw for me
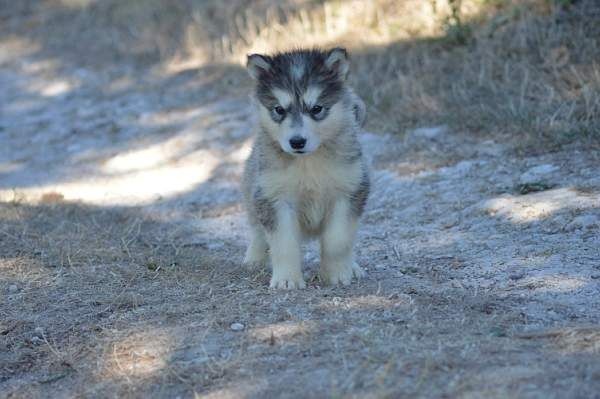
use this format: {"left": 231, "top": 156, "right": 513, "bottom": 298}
{"left": 350, "top": 261, "right": 366, "bottom": 279}
{"left": 243, "top": 247, "right": 267, "bottom": 269}
{"left": 321, "top": 261, "right": 365, "bottom": 286}
{"left": 270, "top": 273, "right": 306, "bottom": 290}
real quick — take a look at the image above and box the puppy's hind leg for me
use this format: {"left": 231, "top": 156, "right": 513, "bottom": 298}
{"left": 266, "top": 202, "right": 305, "bottom": 289}
{"left": 243, "top": 225, "right": 268, "bottom": 268}
{"left": 320, "top": 199, "right": 365, "bottom": 286}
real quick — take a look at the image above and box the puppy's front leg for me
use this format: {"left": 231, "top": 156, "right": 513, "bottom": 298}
{"left": 266, "top": 202, "right": 305, "bottom": 289}
{"left": 243, "top": 226, "right": 268, "bottom": 268}
{"left": 320, "top": 199, "right": 366, "bottom": 285}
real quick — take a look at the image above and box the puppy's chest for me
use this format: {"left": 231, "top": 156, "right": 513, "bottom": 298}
{"left": 261, "top": 157, "right": 361, "bottom": 200}
{"left": 260, "top": 157, "right": 361, "bottom": 233}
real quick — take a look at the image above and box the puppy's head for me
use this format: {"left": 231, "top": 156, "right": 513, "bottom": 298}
{"left": 247, "top": 48, "right": 353, "bottom": 156}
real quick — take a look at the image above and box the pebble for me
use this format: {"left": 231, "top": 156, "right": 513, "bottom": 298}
{"left": 404, "top": 125, "right": 449, "bottom": 148}
{"left": 509, "top": 272, "right": 526, "bottom": 281}
{"left": 9, "top": 284, "right": 18, "bottom": 293}
{"left": 519, "top": 164, "right": 559, "bottom": 184}
{"left": 206, "top": 242, "right": 224, "bottom": 250}
{"left": 230, "top": 322, "right": 245, "bottom": 331}
{"left": 409, "top": 125, "right": 448, "bottom": 140}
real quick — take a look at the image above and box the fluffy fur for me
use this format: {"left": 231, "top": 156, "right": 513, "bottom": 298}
{"left": 242, "top": 48, "right": 370, "bottom": 289}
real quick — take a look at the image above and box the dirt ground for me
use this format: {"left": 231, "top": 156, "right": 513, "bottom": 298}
{"left": 2, "top": 4, "right": 600, "bottom": 399}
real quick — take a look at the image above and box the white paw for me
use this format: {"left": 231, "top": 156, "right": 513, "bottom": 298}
{"left": 243, "top": 248, "right": 267, "bottom": 269}
{"left": 321, "top": 261, "right": 366, "bottom": 286}
{"left": 270, "top": 273, "right": 306, "bottom": 290}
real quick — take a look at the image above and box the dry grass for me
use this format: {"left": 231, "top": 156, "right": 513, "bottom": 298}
{"left": 25, "top": 0, "right": 600, "bottom": 149}
{"left": 0, "top": 201, "right": 196, "bottom": 271}
{"left": 353, "top": 0, "right": 600, "bottom": 148}
{"left": 0, "top": 201, "right": 252, "bottom": 396}
{"left": 2, "top": 193, "right": 598, "bottom": 397}
{"left": 518, "top": 326, "right": 600, "bottom": 354}
{"left": 2, "top": 2, "right": 600, "bottom": 397}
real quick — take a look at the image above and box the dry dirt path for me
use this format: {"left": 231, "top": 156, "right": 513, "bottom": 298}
{"left": 1, "top": 36, "right": 600, "bottom": 398}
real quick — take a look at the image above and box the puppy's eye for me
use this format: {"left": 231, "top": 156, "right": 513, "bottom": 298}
{"left": 310, "top": 105, "right": 323, "bottom": 116}
{"left": 274, "top": 106, "right": 286, "bottom": 116}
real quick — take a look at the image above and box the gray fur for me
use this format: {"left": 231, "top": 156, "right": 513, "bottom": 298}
{"left": 349, "top": 166, "right": 370, "bottom": 216}
{"left": 242, "top": 47, "right": 370, "bottom": 237}
{"left": 242, "top": 144, "right": 274, "bottom": 231}
{"left": 251, "top": 187, "right": 276, "bottom": 231}
{"left": 248, "top": 48, "right": 348, "bottom": 124}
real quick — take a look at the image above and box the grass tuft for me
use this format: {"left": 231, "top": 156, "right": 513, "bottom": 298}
{"left": 11, "top": 0, "right": 598, "bottom": 149}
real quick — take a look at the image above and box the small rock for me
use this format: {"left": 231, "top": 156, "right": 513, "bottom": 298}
{"left": 565, "top": 214, "right": 599, "bottom": 231}
{"left": 490, "top": 326, "right": 507, "bottom": 337}
{"left": 207, "top": 242, "right": 224, "bottom": 250}
{"left": 410, "top": 125, "right": 448, "bottom": 140}
{"left": 519, "top": 164, "right": 559, "bottom": 184}
{"left": 230, "top": 322, "right": 245, "bottom": 331}
{"left": 8, "top": 284, "right": 18, "bottom": 293}
{"left": 509, "top": 272, "right": 525, "bottom": 281}
{"left": 401, "top": 266, "right": 419, "bottom": 274}
{"left": 34, "top": 327, "right": 45, "bottom": 336}
{"left": 405, "top": 125, "right": 449, "bottom": 146}
{"left": 440, "top": 214, "right": 459, "bottom": 228}
{"left": 451, "top": 281, "right": 463, "bottom": 289}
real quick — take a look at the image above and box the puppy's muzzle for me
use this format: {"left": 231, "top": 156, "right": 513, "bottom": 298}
{"left": 289, "top": 136, "right": 307, "bottom": 151}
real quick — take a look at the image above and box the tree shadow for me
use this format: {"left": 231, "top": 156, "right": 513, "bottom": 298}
{"left": 3, "top": 0, "right": 599, "bottom": 203}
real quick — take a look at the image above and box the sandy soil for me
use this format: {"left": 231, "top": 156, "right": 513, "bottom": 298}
{"left": 1, "top": 15, "right": 600, "bottom": 399}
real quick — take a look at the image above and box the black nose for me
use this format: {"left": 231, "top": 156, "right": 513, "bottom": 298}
{"left": 289, "top": 136, "right": 307, "bottom": 150}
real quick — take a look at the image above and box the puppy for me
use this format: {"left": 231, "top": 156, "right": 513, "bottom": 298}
{"left": 242, "top": 48, "right": 369, "bottom": 289}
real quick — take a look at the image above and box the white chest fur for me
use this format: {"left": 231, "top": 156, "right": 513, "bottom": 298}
{"left": 260, "top": 155, "right": 362, "bottom": 234}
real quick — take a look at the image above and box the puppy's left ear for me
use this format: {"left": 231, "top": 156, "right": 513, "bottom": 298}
{"left": 325, "top": 47, "right": 350, "bottom": 80}
{"left": 247, "top": 54, "right": 272, "bottom": 80}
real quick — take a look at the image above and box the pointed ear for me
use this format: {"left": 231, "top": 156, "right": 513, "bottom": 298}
{"left": 325, "top": 47, "right": 349, "bottom": 80}
{"left": 247, "top": 54, "right": 271, "bottom": 80}
{"left": 350, "top": 91, "right": 367, "bottom": 127}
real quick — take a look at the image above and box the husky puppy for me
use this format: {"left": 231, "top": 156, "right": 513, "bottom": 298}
{"left": 242, "top": 48, "right": 369, "bottom": 289}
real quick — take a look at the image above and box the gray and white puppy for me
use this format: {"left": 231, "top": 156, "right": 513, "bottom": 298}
{"left": 242, "top": 48, "right": 369, "bottom": 289}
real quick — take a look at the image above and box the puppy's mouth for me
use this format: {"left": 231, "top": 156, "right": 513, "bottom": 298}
{"left": 292, "top": 150, "right": 306, "bottom": 154}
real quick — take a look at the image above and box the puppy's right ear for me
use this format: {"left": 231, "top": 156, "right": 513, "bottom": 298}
{"left": 325, "top": 47, "right": 349, "bottom": 81}
{"left": 247, "top": 54, "right": 271, "bottom": 80}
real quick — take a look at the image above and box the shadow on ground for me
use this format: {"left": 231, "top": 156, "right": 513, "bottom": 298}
{"left": 1, "top": 1, "right": 600, "bottom": 397}
{"left": 1, "top": 196, "right": 599, "bottom": 397}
